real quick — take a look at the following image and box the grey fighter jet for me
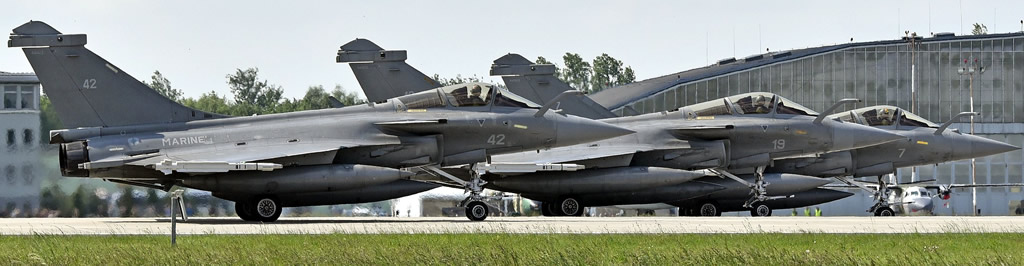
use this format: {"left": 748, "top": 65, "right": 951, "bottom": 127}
{"left": 334, "top": 42, "right": 905, "bottom": 216}
{"left": 9, "top": 21, "right": 633, "bottom": 222}
{"left": 674, "top": 106, "right": 1020, "bottom": 217}
{"left": 764, "top": 106, "right": 1020, "bottom": 216}
{"left": 771, "top": 106, "right": 1019, "bottom": 178}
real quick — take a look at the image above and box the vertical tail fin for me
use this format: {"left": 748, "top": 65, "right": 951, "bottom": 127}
{"left": 490, "top": 54, "right": 617, "bottom": 119}
{"left": 336, "top": 39, "right": 438, "bottom": 102}
{"left": 8, "top": 21, "right": 225, "bottom": 128}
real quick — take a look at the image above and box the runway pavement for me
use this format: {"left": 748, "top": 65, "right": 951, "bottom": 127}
{"left": 2, "top": 216, "right": 1023, "bottom": 235}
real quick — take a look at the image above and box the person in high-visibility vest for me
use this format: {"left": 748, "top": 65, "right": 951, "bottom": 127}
{"left": 815, "top": 207, "right": 822, "bottom": 217}
{"left": 804, "top": 207, "right": 810, "bottom": 216}
{"left": 791, "top": 208, "right": 798, "bottom": 216}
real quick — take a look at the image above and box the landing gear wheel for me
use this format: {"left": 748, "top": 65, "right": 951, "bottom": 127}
{"left": 698, "top": 202, "right": 722, "bottom": 217}
{"left": 251, "top": 197, "right": 282, "bottom": 222}
{"left": 874, "top": 207, "right": 895, "bottom": 217}
{"left": 540, "top": 202, "right": 553, "bottom": 216}
{"left": 558, "top": 197, "right": 583, "bottom": 216}
{"left": 750, "top": 204, "right": 772, "bottom": 217}
{"left": 235, "top": 201, "right": 257, "bottom": 221}
{"left": 541, "top": 202, "right": 560, "bottom": 216}
{"left": 465, "top": 201, "right": 489, "bottom": 221}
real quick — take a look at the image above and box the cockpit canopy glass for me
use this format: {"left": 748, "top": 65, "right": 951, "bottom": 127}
{"left": 899, "top": 110, "right": 938, "bottom": 128}
{"left": 442, "top": 83, "right": 493, "bottom": 107}
{"left": 774, "top": 97, "right": 819, "bottom": 116}
{"left": 833, "top": 106, "right": 938, "bottom": 127}
{"left": 685, "top": 92, "right": 818, "bottom": 116}
{"left": 732, "top": 93, "right": 777, "bottom": 115}
{"left": 394, "top": 83, "right": 541, "bottom": 109}
{"left": 493, "top": 90, "right": 541, "bottom": 108}
{"left": 396, "top": 89, "right": 447, "bottom": 109}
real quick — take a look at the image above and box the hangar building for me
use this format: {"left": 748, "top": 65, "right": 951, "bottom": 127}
{"left": 590, "top": 32, "right": 1024, "bottom": 215}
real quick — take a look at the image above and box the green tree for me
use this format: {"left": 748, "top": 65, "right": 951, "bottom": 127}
{"left": 146, "top": 188, "right": 162, "bottom": 215}
{"left": 38, "top": 95, "right": 63, "bottom": 144}
{"left": 330, "top": 85, "right": 365, "bottom": 106}
{"left": 39, "top": 183, "right": 72, "bottom": 216}
{"left": 590, "top": 53, "right": 624, "bottom": 93}
{"left": 298, "top": 85, "right": 332, "bottom": 110}
{"left": 972, "top": 23, "right": 988, "bottom": 35}
{"left": 561, "top": 53, "right": 591, "bottom": 93}
{"left": 181, "top": 90, "right": 232, "bottom": 115}
{"left": 535, "top": 56, "right": 561, "bottom": 79}
{"left": 117, "top": 185, "right": 134, "bottom": 217}
{"left": 432, "top": 74, "right": 484, "bottom": 87}
{"left": 226, "top": 68, "right": 283, "bottom": 113}
{"left": 144, "top": 70, "right": 183, "bottom": 101}
{"left": 70, "top": 185, "right": 101, "bottom": 217}
{"left": 620, "top": 66, "right": 636, "bottom": 84}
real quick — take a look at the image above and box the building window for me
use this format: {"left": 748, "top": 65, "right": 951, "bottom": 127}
{"left": 22, "top": 165, "right": 33, "bottom": 185}
{"left": 23, "top": 129, "right": 33, "bottom": 145}
{"left": 4, "top": 165, "right": 14, "bottom": 185}
{"left": 3, "top": 85, "right": 16, "bottom": 109}
{"left": 6, "top": 129, "right": 14, "bottom": 147}
{"left": 20, "top": 85, "right": 34, "bottom": 110}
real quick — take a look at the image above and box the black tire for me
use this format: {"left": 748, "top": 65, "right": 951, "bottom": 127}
{"left": 251, "top": 197, "right": 283, "bottom": 222}
{"left": 698, "top": 202, "right": 721, "bottom": 217}
{"left": 540, "top": 202, "right": 554, "bottom": 216}
{"left": 558, "top": 197, "right": 583, "bottom": 216}
{"left": 875, "top": 207, "right": 895, "bottom": 217}
{"left": 235, "top": 201, "right": 257, "bottom": 221}
{"left": 465, "top": 201, "right": 489, "bottom": 221}
{"left": 750, "top": 204, "right": 772, "bottom": 217}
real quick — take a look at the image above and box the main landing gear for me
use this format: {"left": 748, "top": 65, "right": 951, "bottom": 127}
{"left": 539, "top": 198, "right": 585, "bottom": 217}
{"left": 709, "top": 166, "right": 788, "bottom": 216}
{"left": 835, "top": 175, "right": 897, "bottom": 217}
{"left": 235, "top": 196, "right": 283, "bottom": 222}
{"left": 423, "top": 164, "right": 493, "bottom": 221}
{"left": 423, "top": 162, "right": 584, "bottom": 221}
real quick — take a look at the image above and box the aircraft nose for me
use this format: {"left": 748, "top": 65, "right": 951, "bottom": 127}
{"left": 763, "top": 173, "right": 834, "bottom": 195}
{"left": 909, "top": 199, "right": 933, "bottom": 212}
{"left": 831, "top": 122, "right": 906, "bottom": 151}
{"left": 967, "top": 135, "right": 1020, "bottom": 158}
{"left": 554, "top": 116, "right": 634, "bottom": 147}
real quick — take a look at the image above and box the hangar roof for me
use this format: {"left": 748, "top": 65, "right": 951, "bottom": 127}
{"left": 590, "top": 32, "right": 1024, "bottom": 110}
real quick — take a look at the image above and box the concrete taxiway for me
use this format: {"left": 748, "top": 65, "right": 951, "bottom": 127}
{"left": 2, "top": 216, "right": 1023, "bottom": 235}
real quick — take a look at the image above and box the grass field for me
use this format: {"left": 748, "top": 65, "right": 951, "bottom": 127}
{"left": 1, "top": 233, "right": 1020, "bottom": 265}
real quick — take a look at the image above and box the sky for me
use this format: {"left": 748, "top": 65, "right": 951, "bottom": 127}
{"left": 1, "top": 0, "right": 1021, "bottom": 100}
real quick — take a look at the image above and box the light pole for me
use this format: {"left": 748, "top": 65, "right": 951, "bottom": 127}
{"left": 958, "top": 58, "right": 985, "bottom": 216}
{"left": 906, "top": 31, "right": 919, "bottom": 182}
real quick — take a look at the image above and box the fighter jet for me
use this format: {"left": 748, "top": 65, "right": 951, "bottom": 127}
{"left": 679, "top": 106, "right": 1021, "bottom": 217}
{"left": 763, "top": 106, "right": 1020, "bottom": 216}
{"left": 335, "top": 41, "right": 905, "bottom": 216}
{"left": 771, "top": 106, "right": 1020, "bottom": 178}
{"left": 9, "top": 21, "right": 633, "bottom": 222}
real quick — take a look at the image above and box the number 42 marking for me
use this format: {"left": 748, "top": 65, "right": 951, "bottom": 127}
{"left": 82, "top": 79, "right": 97, "bottom": 89}
{"left": 487, "top": 134, "right": 506, "bottom": 145}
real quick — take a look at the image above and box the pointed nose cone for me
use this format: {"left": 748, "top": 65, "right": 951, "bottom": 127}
{"left": 967, "top": 135, "right": 1020, "bottom": 158}
{"left": 831, "top": 122, "right": 906, "bottom": 151}
{"left": 554, "top": 115, "right": 634, "bottom": 147}
{"left": 800, "top": 188, "right": 855, "bottom": 203}
{"left": 763, "top": 173, "right": 835, "bottom": 195}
